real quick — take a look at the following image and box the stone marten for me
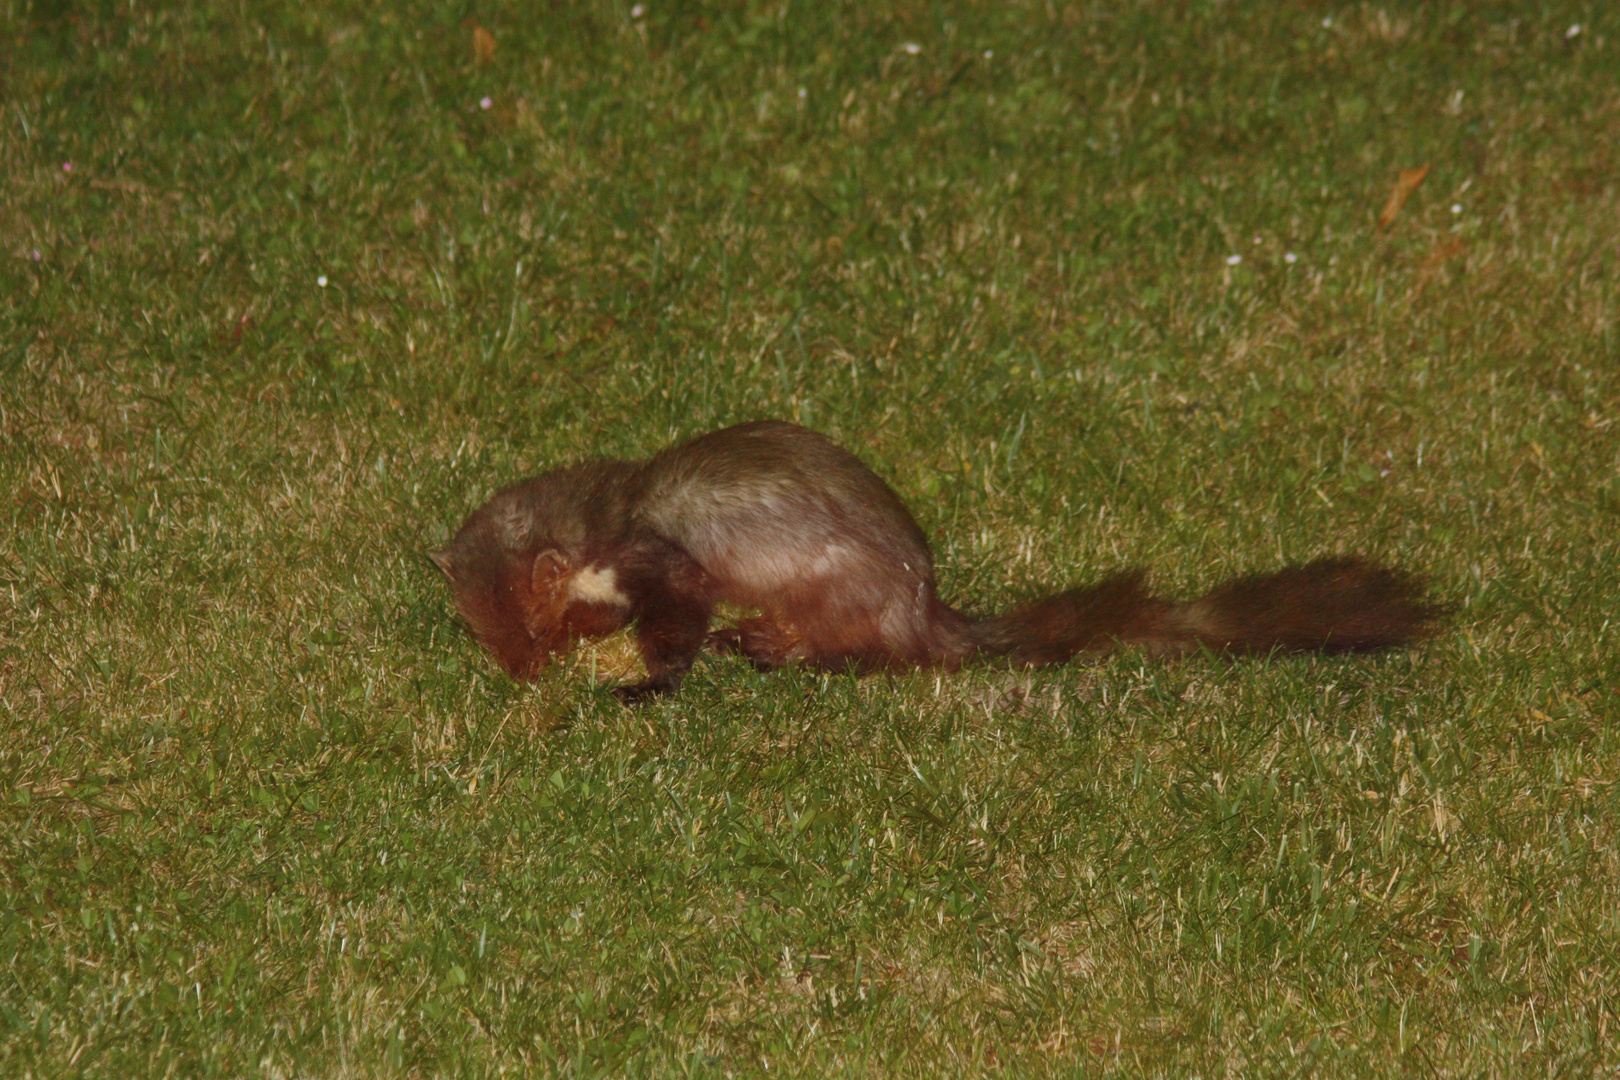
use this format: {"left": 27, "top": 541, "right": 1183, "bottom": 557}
{"left": 431, "top": 420, "right": 1441, "bottom": 700}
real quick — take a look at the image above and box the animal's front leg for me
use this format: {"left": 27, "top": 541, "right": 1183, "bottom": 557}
{"left": 612, "top": 542, "right": 716, "bottom": 703}
{"left": 613, "top": 598, "right": 712, "bottom": 702}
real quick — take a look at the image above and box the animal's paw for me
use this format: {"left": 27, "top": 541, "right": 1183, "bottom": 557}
{"left": 611, "top": 680, "right": 671, "bottom": 706}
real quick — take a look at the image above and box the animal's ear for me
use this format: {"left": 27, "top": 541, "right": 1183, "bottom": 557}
{"left": 523, "top": 549, "right": 574, "bottom": 642}
{"left": 429, "top": 550, "right": 455, "bottom": 577}
{"left": 531, "top": 549, "right": 572, "bottom": 597}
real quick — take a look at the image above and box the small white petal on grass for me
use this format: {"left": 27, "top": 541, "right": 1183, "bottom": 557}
{"left": 797, "top": 87, "right": 807, "bottom": 100}
{"left": 1225, "top": 254, "right": 1243, "bottom": 266}
{"left": 317, "top": 275, "right": 329, "bottom": 288}
{"left": 1322, "top": 17, "right": 1332, "bottom": 28}
{"left": 630, "top": 4, "right": 644, "bottom": 17}
{"left": 900, "top": 42, "right": 921, "bottom": 55}
{"left": 480, "top": 96, "right": 492, "bottom": 110}
{"left": 983, "top": 50, "right": 994, "bottom": 59}
{"left": 1284, "top": 252, "right": 1299, "bottom": 264}
{"left": 1565, "top": 24, "right": 1582, "bottom": 40}
{"left": 1451, "top": 203, "right": 1462, "bottom": 214}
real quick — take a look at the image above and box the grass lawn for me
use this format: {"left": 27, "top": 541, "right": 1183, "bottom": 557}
{"left": 3, "top": 1, "right": 1617, "bottom": 1075}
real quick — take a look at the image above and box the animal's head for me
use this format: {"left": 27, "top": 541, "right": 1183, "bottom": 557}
{"left": 431, "top": 547, "right": 628, "bottom": 680}
{"left": 430, "top": 547, "right": 573, "bottom": 680}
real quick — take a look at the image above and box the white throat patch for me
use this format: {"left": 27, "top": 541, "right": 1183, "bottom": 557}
{"left": 567, "top": 565, "right": 630, "bottom": 607}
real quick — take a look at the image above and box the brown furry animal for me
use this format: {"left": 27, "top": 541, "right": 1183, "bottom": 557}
{"left": 431, "top": 421, "right": 1441, "bottom": 700}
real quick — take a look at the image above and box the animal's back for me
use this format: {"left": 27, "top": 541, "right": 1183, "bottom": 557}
{"left": 637, "top": 421, "right": 971, "bottom": 666}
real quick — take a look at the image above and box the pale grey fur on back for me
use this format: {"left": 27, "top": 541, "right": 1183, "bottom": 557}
{"left": 637, "top": 422, "right": 935, "bottom": 621}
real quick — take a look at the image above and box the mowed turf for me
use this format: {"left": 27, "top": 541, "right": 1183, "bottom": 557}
{"left": 2, "top": 2, "right": 1617, "bottom": 1076}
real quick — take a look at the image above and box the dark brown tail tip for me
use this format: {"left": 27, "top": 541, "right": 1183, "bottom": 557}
{"left": 1204, "top": 556, "right": 1445, "bottom": 655}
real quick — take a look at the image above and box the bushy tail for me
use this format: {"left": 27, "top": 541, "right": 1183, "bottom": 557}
{"left": 971, "top": 557, "right": 1442, "bottom": 666}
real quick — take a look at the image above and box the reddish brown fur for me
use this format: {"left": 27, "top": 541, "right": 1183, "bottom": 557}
{"left": 978, "top": 572, "right": 1183, "bottom": 665}
{"left": 431, "top": 422, "right": 1442, "bottom": 699}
